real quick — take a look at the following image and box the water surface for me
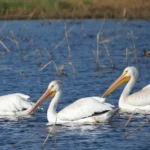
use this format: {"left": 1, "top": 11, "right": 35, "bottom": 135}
{"left": 0, "top": 19, "right": 150, "bottom": 150}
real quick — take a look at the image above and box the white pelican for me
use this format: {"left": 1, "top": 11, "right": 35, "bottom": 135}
{"left": 27, "top": 80, "right": 118, "bottom": 125}
{"left": 102, "top": 66, "right": 150, "bottom": 114}
{"left": 0, "top": 93, "right": 35, "bottom": 116}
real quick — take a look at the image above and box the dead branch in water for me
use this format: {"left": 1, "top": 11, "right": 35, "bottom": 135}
{"left": 123, "top": 111, "right": 138, "bottom": 130}
{"left": 127, "top": 31, "right": 139, "bottom": 69}
{"left": 124, "top": 109, "right": 149, "bottom": 138}
{"left": 100, "top": 35, "right": 114, "bottom": 68}
{"left": 64, "top": 22, "right": 71, "bottom": 60}
{"left": 39, "top": 60, "right": 57, "bottom": 72}
{"left": 125, "top": 118, "right": 150, "bottom": 138}
{"left": 81, "top": 20, "right": 85, "bottom": 37}
{"left": 56, "top": 61, "right": 77, "bottom": 77}
{"left": 53, "top": 26, "right": 74, "bottom": 51}
{"left": 44, "top": 48, "right": 53, "bottom": 60}
{"left": 39, "top": 59, "right": 77, "bottom": 77}
{"left": 13, "top": 132, "right": 37, "bottom": 147}
{"left": 124, "top": 109, "right": 147, "bottom": 130}
{"left": 93, "top": 19, "right": 105, "bottom": 69}
{"left": 39, "top": 23, "right": 77, "bottom": 77}
{"left": 12, "top": 118, "right": 57, "bottom": 148}
{"left": 63, "top": 21, "right": 77, "bottom": 76}
{"left": 0, "top": 40, "right": 10, "bottom": 52}
{"left": 126, "top": 48, "right": 129, "bottom": 66}
{"left": 42, "top": 118, "right": 57, "bottom": 148}
{"left": 40, "top": 48, "right": 77, "bottom": 76}
{"left": 6, "top": 31, "right": 19, "bottom": 49}
{"left": 0, "top": 21, "right": 6, "bottom": 34}
{"left": 39, "top": 48, "right": 58, "bottom": 72}
{"left": 0, "top": 67, "right": 23, "bottom": 75}
{"left": 23, "top": 49, "right": 42, "bottom": 62}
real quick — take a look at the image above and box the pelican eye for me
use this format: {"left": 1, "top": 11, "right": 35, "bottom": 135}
{"left": 49, "top": 85, "right": 54, "bottom": 90}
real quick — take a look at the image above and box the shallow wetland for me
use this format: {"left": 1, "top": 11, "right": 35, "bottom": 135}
{"left": 0, "top": 19, "right": 150, "bottom": 149}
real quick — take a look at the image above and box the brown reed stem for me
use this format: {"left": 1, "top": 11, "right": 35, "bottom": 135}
{"left": 123, "top": 111, "right": 135, "bottom": 130}
{"left": 39, "top": 60, "right": 57, "bottom": 72}
{"left": 0, "top": 40, "right": 10, "bottom": 52}
{"left": 96, "top": 32, "right": 100, "bottom": 68}
{"left": 125, "top": 118, "right": 150, "bottom": 138}
{"left": 11, "top": 31, "right": 19, "bottom": 49}
{"left": 56, "top": 61, "right": 77, "bottom": 77}
{"left": 93, "top": 19, "right": 106, "bottom": 69}
{"left": 64, "top": 22, "right": 71, "bottom": 60}
{"left": 44, "top": 48, "right": 53, "bottom": 60}
{"left": 100, "top": 35, "right": 114, "bottom": 68}
{"left": 126, "top": 48, "right": 128, "bottom": 66}
{"left": 23, "top": 49, "right": 39, "bottom": 59}
{"left": 0, "top": 67, "right": 22, "bottom": 74}
{"left": 0, "top": 21, "right": 6, "bottom": 33}
{"left": 128, "top": 31, "right": 139, "bottom": 69}
{"left": 81, "top": 20, "right": 85, "bottom": 37}
{"left": 7, "top": 36, "right": 19, "bottom": 49}
{"left": 68, "top": 61, "right": 77, "bottom": 76}
{"left": 42, "top": 118, "right": 57, "bottom": 148}
{"left": 13, "top": 132, "right": 37, "bottom": 147}
{"left": 53, "top": 27, "right": 73, "bottom": 50}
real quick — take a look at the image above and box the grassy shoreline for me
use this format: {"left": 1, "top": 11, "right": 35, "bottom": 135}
{"left": 0, "top": 0, "right": 150, "bottom": 20}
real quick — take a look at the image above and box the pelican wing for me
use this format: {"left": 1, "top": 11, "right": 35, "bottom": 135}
{"left": 0, "top": 93, "right": 34, "bottom": 114}
{"left": 57, "top": 97, "right": 114, "bottom": 121}
{"left": 127, "top": 88, "right": 150, "bottom": 106}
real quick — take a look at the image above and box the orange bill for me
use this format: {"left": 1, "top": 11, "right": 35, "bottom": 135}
{"left": 27, "top": 88, "right": 56, "bottom": 115}
{"left": 102, "top": 71, "right": 130, "bottom": 98}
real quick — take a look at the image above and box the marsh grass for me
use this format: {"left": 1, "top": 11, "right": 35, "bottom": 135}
{"left": 0, "top": 0, "right": 149, "bottom": 19}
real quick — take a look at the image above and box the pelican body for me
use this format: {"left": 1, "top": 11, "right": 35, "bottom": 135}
{"left": 27, "top": 80, "right": 118, "bottom": 125}
{"left": 0, "top": 93, "right": 34, "bottom": 116}
{"left": 102, "top": 66, "right": 150, "bottom": 114}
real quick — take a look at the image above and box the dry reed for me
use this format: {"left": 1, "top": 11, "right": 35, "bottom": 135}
{"left": 42, "top": 118, "right": 57, "bottom": 148}
{"left": 100, "top": 35, "right": 114, "bottom": 68}
{"left": 125, "top": 118, "right": 150, "bottom": 138}
{"left": 93, "top": 19, "right": 105, "bottom": 69}
{"left": 127, "top": 31, "right": 139, "bottom": 69}
{"left": 0, "top": 40, "right": 10, "bottom": 52}
{"left": 93, "top": 19, "right": 115, "bottom": 70}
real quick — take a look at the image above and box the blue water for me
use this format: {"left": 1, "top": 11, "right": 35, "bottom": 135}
{"left": 0, "top": 19, "right": 150, "bottom": 150}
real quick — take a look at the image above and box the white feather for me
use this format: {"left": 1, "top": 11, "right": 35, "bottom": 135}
{"left": 28, "top": 80, "right": 118, "bottom": 125}
{"left": 106, "top": 66, "right": 150, "bottom": 114}
{"left": 126, "top": 89, "right": 150, "bottom": 106}
{"left": 58, "top": 97, "right": 114, "bottom": 121}
{"left": 0, "top": 93, "right": 34, "bottom": 116}
{"left": 142, "top": 84, "right": 150, "bottom": 91}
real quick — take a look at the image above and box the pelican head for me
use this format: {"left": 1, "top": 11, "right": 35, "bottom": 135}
{"left": 27, "top": 80, "right": 61, "bottom": 115}
{"left": 102, "top": 66, "right": 138, "bottom": 98}
{"left": 48, "top": 80, "right": 61, "bottom": 94}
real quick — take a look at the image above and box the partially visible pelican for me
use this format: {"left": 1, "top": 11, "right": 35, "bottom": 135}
{"left": 102, "top": 66, "right": 150, "bottom": 114}
{"left": 0, "top": 93, "right": 35, "bottom": 116}
{"left": 27, "top": 80, "right": 118, "bottom": 125}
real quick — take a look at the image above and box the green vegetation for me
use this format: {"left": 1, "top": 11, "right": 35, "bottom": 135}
{"left": 0, "top": 0, "right": 149, "bottom": 19}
